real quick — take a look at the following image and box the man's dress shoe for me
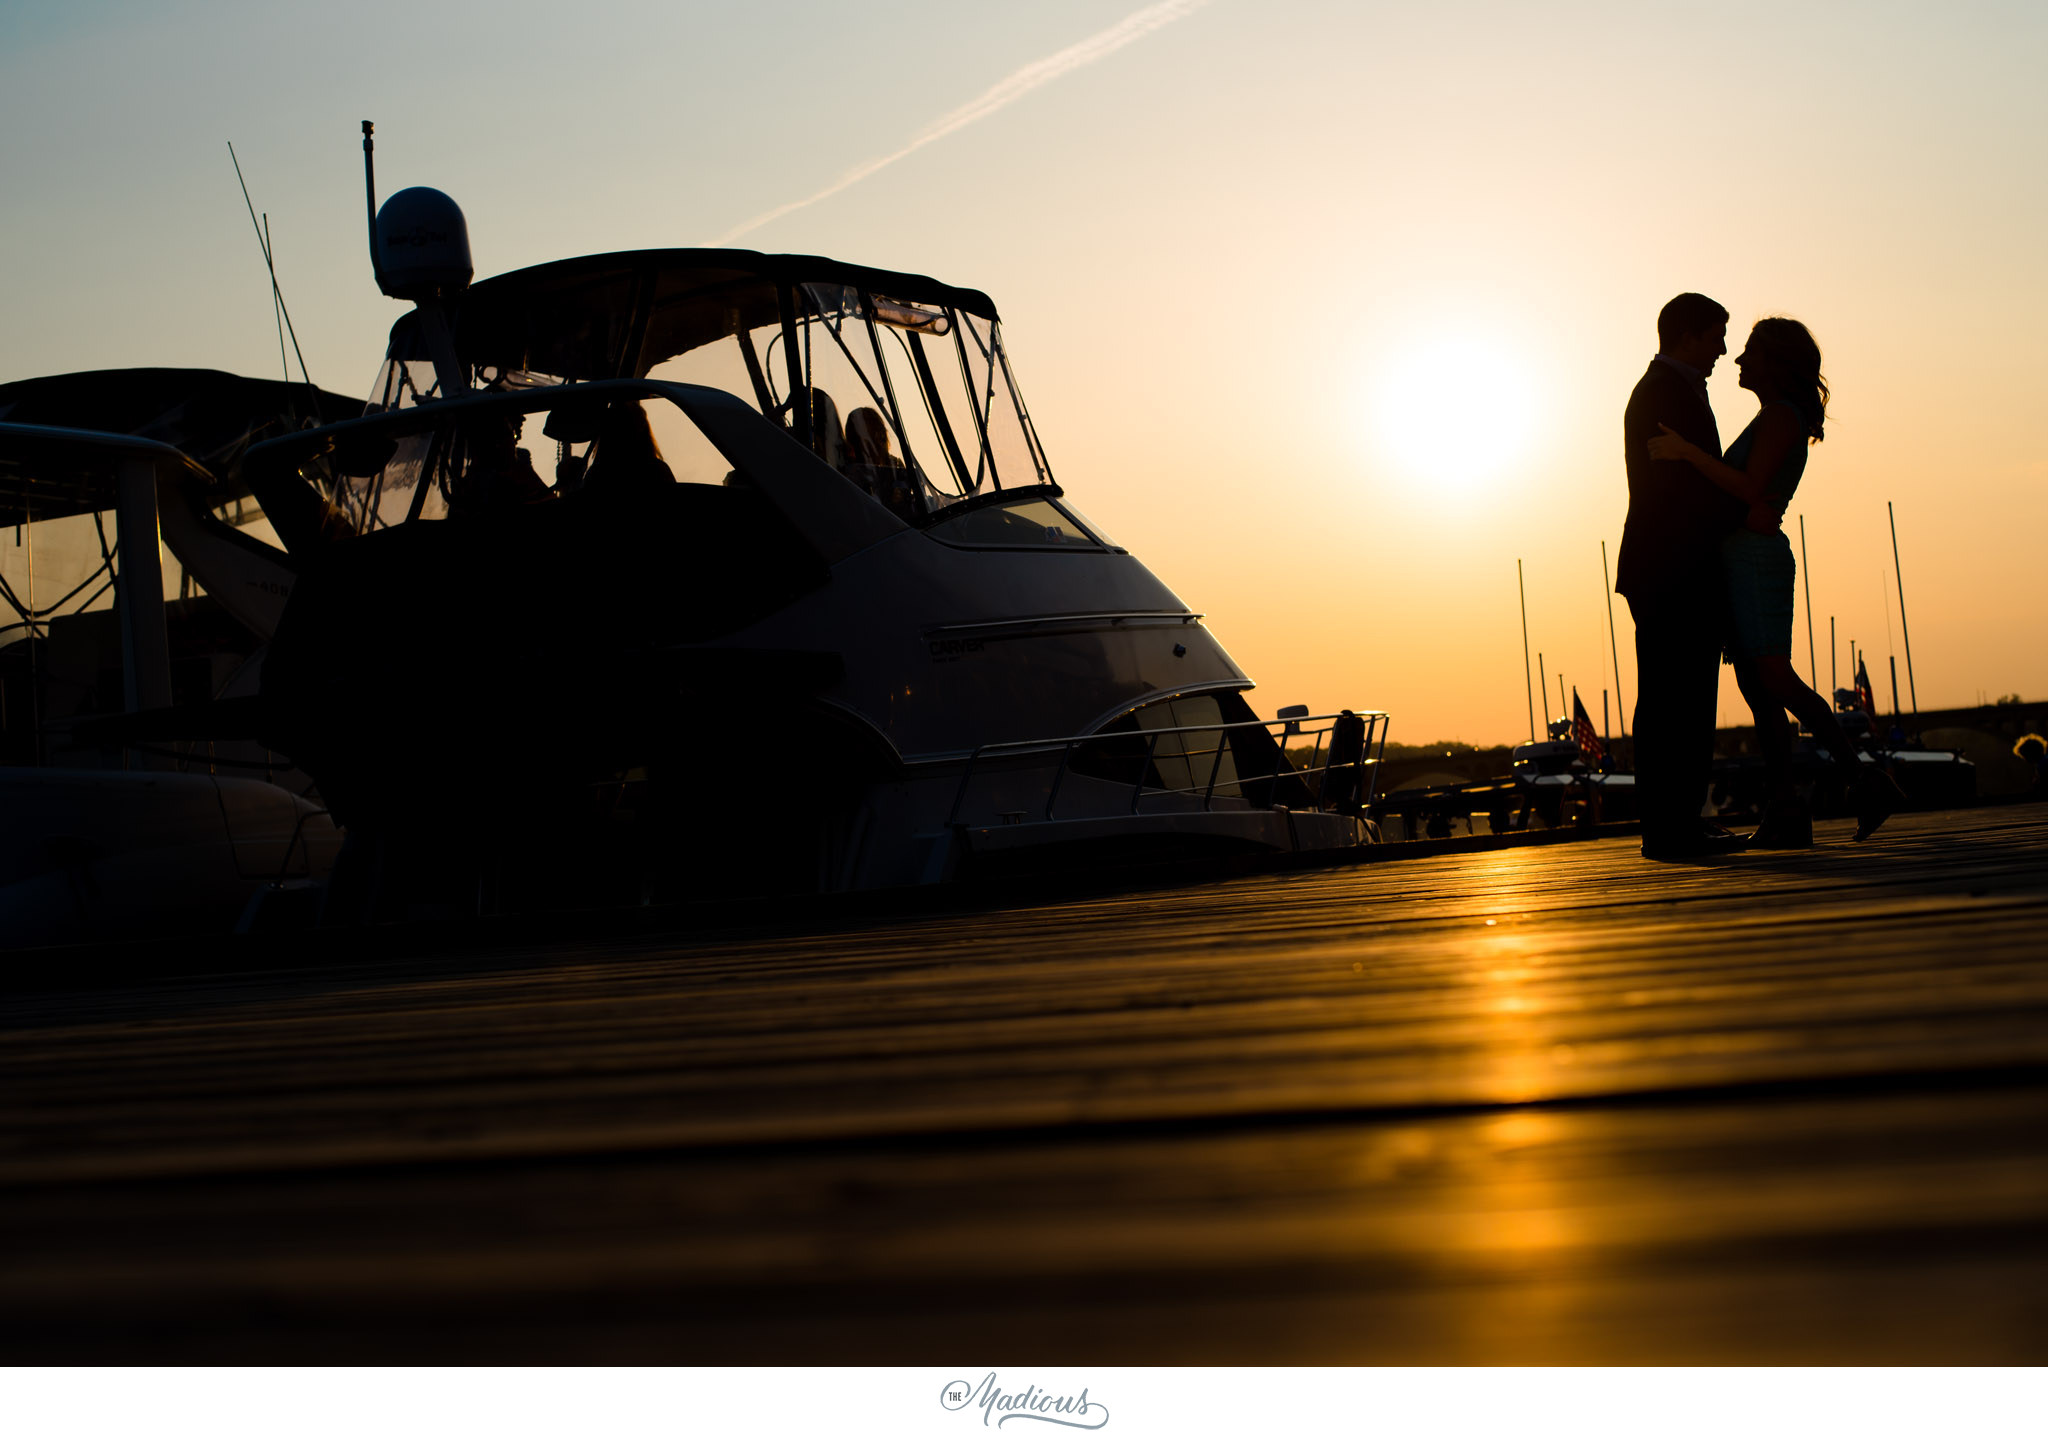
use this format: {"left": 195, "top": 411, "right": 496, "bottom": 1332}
{"left": 1641, "top": 828, "right": 1744, "bottom": 861}
{"left": 1748, "top": 801, "right": 1814, "bottom": 849}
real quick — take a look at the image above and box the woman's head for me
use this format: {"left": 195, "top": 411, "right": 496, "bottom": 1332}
{"left": 597, "top": 401, "right": 662, "bottom": 463}
{"left": 1735, "top": 317, "right": 1829, "bottom": 442}
{"left": 845, "top": 407, "right": 892, "bottom": 464}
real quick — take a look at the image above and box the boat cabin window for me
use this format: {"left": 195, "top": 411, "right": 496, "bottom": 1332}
{"left": 323, "top": 395, "right": 744, "bottom": 535}
{"left": 0, "top": 509, "right": 125, "bottom": 649}
{"left": 1131, "top": 693, "right": 1238, "bottom": 795}
{"left": 1067, "top": 690, "right": 1316, "bottom": 809}
{"left": 927, "top": 495, "right": 1099, "bottom": 549}
{"left": 365, "top": 356, "right": 447, "bottom": 412}
{"left": 1070, "top": 693, "right": 1247, "bottom": 796}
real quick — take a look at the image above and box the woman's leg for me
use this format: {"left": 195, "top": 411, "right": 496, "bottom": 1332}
{"left": 1734, "top": 658, "right": 1796, "bottom": 802}
{"left": 1754, "top": 653, "right": 1904, "bottom": 837}
{"left": 1751, "top": 655, "right": 1861, "bottom": 768}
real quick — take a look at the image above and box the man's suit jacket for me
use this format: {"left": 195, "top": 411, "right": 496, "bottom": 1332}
{"left": 1615, "top": 358, "right": 1744, "bottom": 601}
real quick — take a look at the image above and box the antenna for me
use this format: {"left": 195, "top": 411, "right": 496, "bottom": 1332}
{"left": 362, "top": 121, "right": 385, "bottom": 291}
{"left": 1517, "top": 559, "right": 1534, "bottom": 742}
{"left": 1600, "top": 539, "right": 1627, "bottom": 739}
{"left": 227, "top": 143, "right": 314, "bottom": 392}
{"left": 264, "top": 215, "right": 287, "bottom": 385}
{"left": 1538, "top": 652, "right": 1550, "bottom": 729}
{"left": 356, "top": 121, "right": 473, "bottom": 395}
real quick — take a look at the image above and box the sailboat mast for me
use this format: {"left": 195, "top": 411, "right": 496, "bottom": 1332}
{"left": 1601, "top": 539, "right": 1627, "bottom": 738}
{"left": 1799, "top": 514, "right": 1817, "bottom": 691}
{"left": 1518, "top": 559, "right": 1535, "bottom": 742}
{"left": 1888, "top": 501, "right": 1918, "bottom": 712}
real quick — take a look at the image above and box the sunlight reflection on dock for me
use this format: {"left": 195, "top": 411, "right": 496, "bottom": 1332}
{"left": 2, "top": 805, "right": 2045, "bottom": 1360}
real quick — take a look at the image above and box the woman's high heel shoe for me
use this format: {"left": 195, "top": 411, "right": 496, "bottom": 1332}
{"left": 1852, "top": 765, "right": 1907, "bottom": 842}
{"left": 1747, "top": 797, "right": 1813, "bottom": 849}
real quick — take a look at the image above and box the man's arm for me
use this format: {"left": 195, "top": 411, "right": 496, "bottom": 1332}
{"left": 1651, "top": 405, "right": 1798, "bottom": 505}
{"left": 1628, "top": 368, "right": 1712, "bottom": 483}
{"left": 1649, "top": 367, "right": 1715, "bottom": 450}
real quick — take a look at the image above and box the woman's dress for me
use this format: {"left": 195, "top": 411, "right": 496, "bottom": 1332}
{"left": 1720, "top": 399, "right": 1810, "bottom": 661}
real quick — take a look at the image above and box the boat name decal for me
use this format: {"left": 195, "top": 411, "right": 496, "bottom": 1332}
{"left": 927, "top": 637, "right": 984, "bottom": 663}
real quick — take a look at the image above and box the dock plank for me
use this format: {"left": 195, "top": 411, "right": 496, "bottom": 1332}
{"left": 3, "top": 805, "right": 2046, "bottom": 1360}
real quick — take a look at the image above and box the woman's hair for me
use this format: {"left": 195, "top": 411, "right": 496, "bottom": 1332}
{"left": 845, "top": 407, "right": 892, "bottom": 464}
{"left": 597, "top": 400, "right": 662, "bottom": 462}
{"left": 1745, "top": 316, "right": 1829, "bottom": 442}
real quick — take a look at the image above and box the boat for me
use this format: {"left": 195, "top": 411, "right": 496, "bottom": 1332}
{"left": 1509, "top": 719, "right": 1636, "bottom": 826}
{"left": 0, "top": 370, "right": 359, "bottom": 944}
{"left": 1372, "top": 719, "right": 1633, "bottom": 842}
{"left": 1, "top": 148, "right": 1394, "bottom": 932}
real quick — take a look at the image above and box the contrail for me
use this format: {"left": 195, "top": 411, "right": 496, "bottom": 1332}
{"left": 709, "top": 0, "right": 1214, "bottom": 246}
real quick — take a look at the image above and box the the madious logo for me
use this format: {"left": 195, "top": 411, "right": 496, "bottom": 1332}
{"left": 939, "top": 1372, "right": 1108, "bottom": 1429}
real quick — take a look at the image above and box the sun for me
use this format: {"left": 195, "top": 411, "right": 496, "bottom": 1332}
{"left": 1368, "top": 332, "right": 1541, "bottom": 492}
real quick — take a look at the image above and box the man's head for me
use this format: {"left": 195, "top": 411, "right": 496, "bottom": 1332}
{"left": 1657, "top": 292, "right": 1730, "bottom": 374}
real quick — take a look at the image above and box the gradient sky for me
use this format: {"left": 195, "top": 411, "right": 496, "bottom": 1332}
{"left": 3, "top": 0, "right": 2042, "bottom": 744}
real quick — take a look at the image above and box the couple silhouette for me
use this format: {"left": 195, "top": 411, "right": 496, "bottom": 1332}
{"left": 1618, "top": 293, "right": 1901, "bottom": 860}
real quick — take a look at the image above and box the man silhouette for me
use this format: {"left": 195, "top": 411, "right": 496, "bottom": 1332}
{"left": 1617, "top": 293, "right": 1747, "bottom": 860}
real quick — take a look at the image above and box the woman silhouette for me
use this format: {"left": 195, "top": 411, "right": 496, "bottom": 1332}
{"left": 1649, "top": 317, "right": 1902, "bottom": 844}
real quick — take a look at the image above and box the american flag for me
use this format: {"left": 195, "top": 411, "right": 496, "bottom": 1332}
{"left": 1855, "top": 657, "right": 1877, "bottom": 716}
{"left": 1572, "top": 689, "right": 1606, "bottom": 766}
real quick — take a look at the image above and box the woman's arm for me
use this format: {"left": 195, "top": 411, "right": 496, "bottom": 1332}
{"left": 1647, "top": 406, "right": 1800, "bottom": 505}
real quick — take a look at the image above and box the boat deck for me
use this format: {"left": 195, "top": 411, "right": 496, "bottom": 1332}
{"left": 5, "top": 804, "right": 2046, "bottom": 1361}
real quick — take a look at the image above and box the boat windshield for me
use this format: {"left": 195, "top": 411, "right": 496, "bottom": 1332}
{"left": 643, "top": 284, "right": 1050, "bottom": 509}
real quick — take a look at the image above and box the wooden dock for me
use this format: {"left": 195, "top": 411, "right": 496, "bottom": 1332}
{"left": 4, "top": 805, "right": 2046, "bottom": 1362}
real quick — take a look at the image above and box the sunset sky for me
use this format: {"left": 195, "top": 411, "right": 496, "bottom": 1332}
{"left": 3, "top": 0, "right": 2041, "bottom": 744}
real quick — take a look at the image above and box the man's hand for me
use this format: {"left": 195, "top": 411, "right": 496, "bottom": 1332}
{"left": 1647, "top": 422, "right": 1701, "bottom": 465}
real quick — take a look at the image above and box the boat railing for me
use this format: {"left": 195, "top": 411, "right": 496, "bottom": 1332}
{"left": 946, "top": 709, "right": 1391, "bottom": 828}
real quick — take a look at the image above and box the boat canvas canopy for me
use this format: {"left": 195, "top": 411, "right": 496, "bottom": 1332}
{"left": 441, "top": 249, "right": 1001, "bottom": 384}
{"left": 0, "top": 368, "right": 358, "bottom": 524}
{"left": 371, "top": 249, "right": 1048, "bottom": 507}
{"left": 0, "top": 423, "right": 212, "bottom": 526}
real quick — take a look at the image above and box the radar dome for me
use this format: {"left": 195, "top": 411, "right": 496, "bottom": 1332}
{"left": 374, "top": 187, "right": 472, "bottom": 300}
